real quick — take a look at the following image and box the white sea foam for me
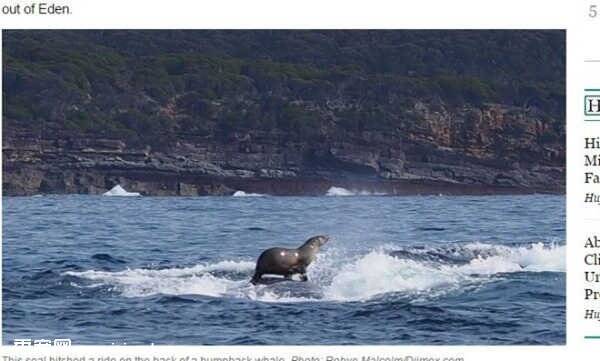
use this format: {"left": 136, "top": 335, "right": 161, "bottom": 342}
{"left": 103, "top": 185, "right": 141, "bottom": 197}
{"left": 232, "top": 190, "right": 265, "bottom": 197}
{"left": 64, "top": 260, "right": 255, "bottom": 298}
{"left": 64, "top": 242, "right": 564, "bottom": 303}
{"left": 323, "top": 243, "right": 565, "bottom": 301}
{"left": 325, "top": 186, "right": 385, "bottom": 196}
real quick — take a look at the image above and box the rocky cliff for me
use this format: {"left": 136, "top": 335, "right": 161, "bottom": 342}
{"left": 2, "top": 31, "right": 565, "bottom": 196}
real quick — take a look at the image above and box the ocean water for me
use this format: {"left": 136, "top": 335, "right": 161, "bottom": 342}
{"left": 2, "top": 193, "right": 565, "bottom": 345}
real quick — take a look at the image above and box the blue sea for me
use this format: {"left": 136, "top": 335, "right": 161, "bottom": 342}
{"left": 2, "top": 193, "right": 565, "bottom": 345}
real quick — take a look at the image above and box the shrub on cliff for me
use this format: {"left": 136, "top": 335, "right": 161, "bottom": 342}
{"left": 3, "top": 30, "right": 565, "bottom": 148}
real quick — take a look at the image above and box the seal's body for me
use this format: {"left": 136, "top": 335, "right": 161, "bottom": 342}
{"left": 250, "top": 235, "right": 329, "bottom": 285}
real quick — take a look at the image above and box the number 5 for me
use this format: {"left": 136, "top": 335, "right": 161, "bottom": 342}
{"left": 591, "top": 4, "right": 598, "bottom": 18}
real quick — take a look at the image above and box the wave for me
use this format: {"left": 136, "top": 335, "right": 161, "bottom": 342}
{"left": 64, "top": 242, "right": 564, "bottom": 303}
{"left": 325, "top": 186, "right": 386, "bottom": 196}
{"left": 323, "top": 243, "right": 564, "bottom": 301}
{"left": 232, "top": 190, "right": 266, "bottom": 197}
{"left": 91, "top": 253, "right": 126, "bottom": 264}
{"left": 103, "top": 185, "right": 141, "bottom": 197}
{"left": 64, "top": 260, "right": 255, "bottom": 298}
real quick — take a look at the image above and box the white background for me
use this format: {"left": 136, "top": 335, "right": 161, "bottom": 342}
{"left": 0, "top": 0, "right": 589, "bottom": 359}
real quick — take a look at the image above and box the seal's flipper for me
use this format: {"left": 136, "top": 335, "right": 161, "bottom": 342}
{"left": 250, "top": 272, "right": 262, "bottom": 285}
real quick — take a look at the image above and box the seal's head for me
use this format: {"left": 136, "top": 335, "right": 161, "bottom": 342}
{"left": 302, "top": 235, "right": 330, "bottom": 249}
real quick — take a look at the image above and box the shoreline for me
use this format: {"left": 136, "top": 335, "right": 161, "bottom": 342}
{"left": 2, "top": 177, "right": 565, "bottom": 197}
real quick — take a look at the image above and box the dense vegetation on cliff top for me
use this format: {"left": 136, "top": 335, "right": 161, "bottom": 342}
{"left": 3, "top": 30, "right": 565, "bottom": 148}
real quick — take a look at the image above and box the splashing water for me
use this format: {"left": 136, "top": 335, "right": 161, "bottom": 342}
{"left": 103, "top": 185, "right": 141, "bottom": 197}
{"left": 232, "top": 190, "right": 266, "bottom": 197}
{"left": 325, "top": 186, "right": 386, "bottom": 196}
{"left": 64, "top": 242, "right": 564, "bottom": 303}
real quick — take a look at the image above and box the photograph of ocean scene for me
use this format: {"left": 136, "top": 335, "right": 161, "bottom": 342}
{"left": 3, "top": 30, "right": 565, "bottom": 344}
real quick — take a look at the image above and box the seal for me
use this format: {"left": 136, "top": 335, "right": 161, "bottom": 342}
{"left": 250, "top": 235, "right": 330, "bottom": 285}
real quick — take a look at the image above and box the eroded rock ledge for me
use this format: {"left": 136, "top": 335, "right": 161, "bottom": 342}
{"left": 3, "top": 103, "right": 564, "bottom": 196}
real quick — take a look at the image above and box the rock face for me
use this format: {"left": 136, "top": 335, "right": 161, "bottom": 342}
{"left": 2, "top": 31, "right": 565, "bottom": 196}
{"left": 3, "top": 101, "right": 564, "bottom": 196}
